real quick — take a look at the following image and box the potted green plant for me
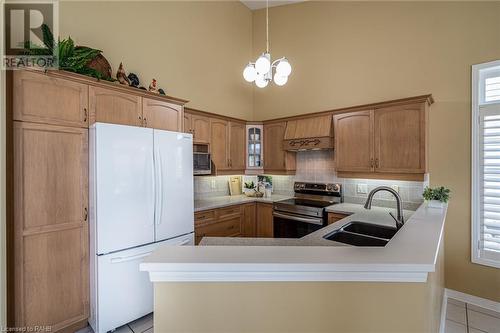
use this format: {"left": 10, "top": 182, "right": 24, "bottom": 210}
{"left": 422, "top": 186, "right": 451, "bottom": 209}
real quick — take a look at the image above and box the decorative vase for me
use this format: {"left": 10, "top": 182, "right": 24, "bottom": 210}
{"left": 427, "top": 200, "right": 445, "bottom": 209}
{"left": 244, "top": 189, "right": 256, "bottom": 197}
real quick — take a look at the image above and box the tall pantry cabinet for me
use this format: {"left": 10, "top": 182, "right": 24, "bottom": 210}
{"left": 9, "top": 70, "right": 187, "bottom": 332}
{"left": 12, "top": 70, "right": 90, "bottom": 332}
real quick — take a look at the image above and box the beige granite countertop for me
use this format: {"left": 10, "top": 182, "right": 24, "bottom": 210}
{"left": 194, "top": 194, "right": 292, "bottom": 212}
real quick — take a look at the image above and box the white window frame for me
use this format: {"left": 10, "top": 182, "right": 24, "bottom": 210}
{"left": 472, "top": 59, "right": 500, "bottom": 269}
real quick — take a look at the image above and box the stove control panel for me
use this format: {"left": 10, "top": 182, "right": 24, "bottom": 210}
{"left": 294, "top": 182, "right": 342, "bottom": 196}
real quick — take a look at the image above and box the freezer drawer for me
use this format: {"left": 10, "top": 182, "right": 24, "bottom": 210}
{"left": 91, "top": 234, "right": 193, "bottom": 333}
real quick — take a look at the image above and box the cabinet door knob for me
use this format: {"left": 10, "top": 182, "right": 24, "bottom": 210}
{"left": 84, "top": 207, "right": 88, "bottom": 221}
{"left": 83, "top": 108, "right": 88, "bottom": 122}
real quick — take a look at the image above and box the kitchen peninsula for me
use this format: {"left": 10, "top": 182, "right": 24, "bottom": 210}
{"left": 141, "top": 201, "right": 447, "bottom": 332}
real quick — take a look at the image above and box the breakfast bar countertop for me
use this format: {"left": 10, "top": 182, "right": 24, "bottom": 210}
{"left": 141, "top": 201, "right": 447, "bottom": 283}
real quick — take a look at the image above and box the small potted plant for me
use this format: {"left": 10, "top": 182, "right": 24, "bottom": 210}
{"left": 423, "top": 186, "right": 451, "bottom": 209}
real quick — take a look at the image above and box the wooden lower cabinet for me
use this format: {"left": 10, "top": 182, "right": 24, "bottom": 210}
{"left": 327, "top": 212, "right": 350, "bottom": 225}
{"left": 256, "top": 203, "right": 274, "bottom": 238}
{"left": 195, "top": 216, "right": 241, "bottom": 244}
{"left": 242, "top": 203, "right": 256, "bottom": 237}
{"left": 194, "top": 206, "right": 242, "bottom": 245}
{"left": 194, "top": 202, "right": 275, "bottom": 243}
{"left": 13, "top": 122, "right": 89, "bottom": 332}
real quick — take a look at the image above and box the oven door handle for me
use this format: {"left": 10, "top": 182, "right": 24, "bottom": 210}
{"left": 272, "top": 212, "right": 324, "bottom": 225}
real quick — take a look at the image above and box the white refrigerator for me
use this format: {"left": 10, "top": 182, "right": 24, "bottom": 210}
{"left": 89, "top": 123, "right": 194, "bottom": 333}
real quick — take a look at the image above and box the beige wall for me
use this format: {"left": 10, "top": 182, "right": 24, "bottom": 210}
{"left": 57, "top": 1, "right": 500, "bottom": 303}
{"left": 60, "top": 1, "right": 254, "bottom": 119}
{"left": 252, "top": 1, "right": 500, "bottom": 302}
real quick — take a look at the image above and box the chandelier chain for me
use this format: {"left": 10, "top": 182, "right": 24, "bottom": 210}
{"left": 266, "top": 0, "right": 269, "bottom": 52}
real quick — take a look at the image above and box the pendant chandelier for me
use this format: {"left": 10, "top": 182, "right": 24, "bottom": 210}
{"left": 242, "top": 0, "right": 292, "bottom": 88}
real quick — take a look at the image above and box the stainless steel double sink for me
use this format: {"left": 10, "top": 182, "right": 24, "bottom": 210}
{"left": 323, "top": 221, "right": 398, "bottom": 246}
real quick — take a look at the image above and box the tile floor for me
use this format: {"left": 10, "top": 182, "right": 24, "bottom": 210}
{"left": 76, "top": 313, "right": 153, "bottom": 333}
{"left": 445, "top": 297, "right": 500, "bottom": 333}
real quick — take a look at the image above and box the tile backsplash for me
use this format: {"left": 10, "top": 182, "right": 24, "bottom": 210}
{"left": 194, "top": 150, "right": 425, "bottom": 210}
{"left": 193, "top": 175, "right": 234, "bottom": 200}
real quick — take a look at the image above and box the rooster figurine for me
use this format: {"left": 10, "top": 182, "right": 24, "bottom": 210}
{"left": 116, "top": 62, "right": 130, "bottom": 85}
{"left": 149, "top": 79, "right": 159, "bottom": 93}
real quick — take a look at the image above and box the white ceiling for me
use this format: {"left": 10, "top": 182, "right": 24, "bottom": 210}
{"left": 240, "top": 0, "right": 306, "bottom": 11}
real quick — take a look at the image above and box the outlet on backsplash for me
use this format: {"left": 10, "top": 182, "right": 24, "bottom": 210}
{"left": 356, "top": 184, "right": 368, "bottom": 194}
{"left": 211, "top": 179, "right": 216, "bottom": 189}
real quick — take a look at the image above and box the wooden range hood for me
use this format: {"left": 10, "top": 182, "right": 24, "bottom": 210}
{"left": 283, "top": 114, "right": 333, "bottom": 151}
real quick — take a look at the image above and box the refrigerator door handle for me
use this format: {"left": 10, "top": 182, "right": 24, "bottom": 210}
{"left": 157, "top": 153, "right": 163, "bottom": 225}
{"left": 109, "top": 251, "right": 153, "bottom": 264}
{"left": 151, "top": 151, "right": 156, "bottom": 226}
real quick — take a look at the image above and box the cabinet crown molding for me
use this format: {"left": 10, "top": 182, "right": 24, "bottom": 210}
{"left": 27, "top": 69, "right": 189, "bottom": 106}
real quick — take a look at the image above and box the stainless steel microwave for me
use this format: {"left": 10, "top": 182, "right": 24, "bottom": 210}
{"left": 193, "top": 144, "right": 211, "bottom": 175}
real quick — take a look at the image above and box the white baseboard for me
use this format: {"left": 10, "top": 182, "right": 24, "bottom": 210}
{"left": 445, "top": 288, "right": 500, "bottom": 313}
{"left": 439, "top": 290, "right": 448, "bottom": 333}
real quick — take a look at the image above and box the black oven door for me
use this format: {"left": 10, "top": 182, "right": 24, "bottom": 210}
{"left": 273, "top": 211, "right": 325, "bottom": 238}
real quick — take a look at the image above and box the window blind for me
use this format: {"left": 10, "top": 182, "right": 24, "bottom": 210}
{"left": 479, "top": 107, "right": 500, "bottom": 258}
{"left": 473, "top": 60, "right": 500, "bottom": 268}
{"left": 485, "top": 76, "right": 500, "bottom": 103}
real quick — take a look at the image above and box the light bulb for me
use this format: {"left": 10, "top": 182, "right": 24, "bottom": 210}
{"left": 255, "top": 53, "right": 271, "bottom": 74}
{"left": 243, "top": 64, "right": 257, "bottom": 82}
{"left": 273, "top": 74, "right": 288, "bottom": 86}
{"left": 255, "top": 76, "right": 269, "bottom": 88}
{"left": 276, "top": 59, "right": 292, "bottom": 77}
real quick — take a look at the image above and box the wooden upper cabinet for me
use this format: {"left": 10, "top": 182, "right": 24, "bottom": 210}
{"left": 374, "top": 103, "right": 426, "bottom": 173}
{"left": 183, "top": 112, "right": 192, "bottom": 134}
{"left": 333, "top": 110, "right": 374, "bottom": 172}
{"left": 89, "top": 86, "right": 142, "bottom": 126}
{"left": 13, "top": 70, "right": 88, "bottom": 128}
{"left": 184, "top": 112, "right": 211, "bottom": 143}
{"left": 13, "top": 122, "right": 89, "bottom": 331}
{"left": 264, "top": 122, "right": 296, "bottom": 174}
{"left": 334, "top": 101, "right": 429, "bottom": 180}
{"left": 210, "top": 118, "right": 230, "bottom": 171}
{"left": 229, "top": 121, "right": 246, "bottom": 171}
{"left": 192, "top": 114, "right": 211, "bottom": 143}
{"left": 142, "top": 98, "right": 183, "bottom": 131}
{"left": 264, "top": 123, "right": 285, "bottom": 171}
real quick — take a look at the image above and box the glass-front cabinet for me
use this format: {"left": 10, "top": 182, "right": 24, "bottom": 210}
{"left": 246, "top": 125, "right": 264, "bottom": 172}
